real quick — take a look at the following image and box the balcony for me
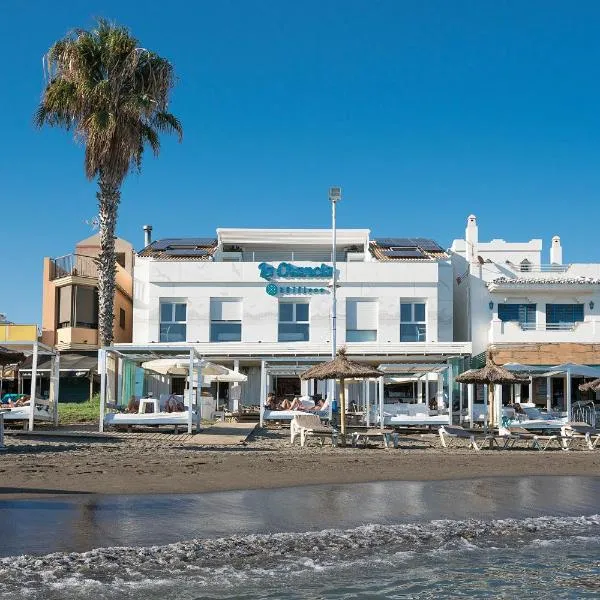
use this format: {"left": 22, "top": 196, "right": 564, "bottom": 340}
{"left": 489, "top": 319, "right": 600, "bottom": 344}
{"left": 56, "top": 327, "right": 99, "bottom": 350}
{"left": 50, "top": 254, "right": 98, "bottom": 281}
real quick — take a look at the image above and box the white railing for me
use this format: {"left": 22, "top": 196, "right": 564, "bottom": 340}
{"left": 242, "top": 250, "right": 347, "bottom": 262}
{"left": 515, "top": 264, "right": 570, "bottom": 273}
{"left": 519, "top": 322, "right": 578, "bottom": 331}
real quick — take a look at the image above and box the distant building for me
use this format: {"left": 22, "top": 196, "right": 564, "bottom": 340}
{"left": 38, "top": 233, "right": 134, "bottom": 401}
{"left": 451, "top": 214, "right": 600, "bottom": 409}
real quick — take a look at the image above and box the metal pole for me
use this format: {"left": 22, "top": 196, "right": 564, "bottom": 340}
{"left": 329, "top": 186, "right": 341, "bottom": 424}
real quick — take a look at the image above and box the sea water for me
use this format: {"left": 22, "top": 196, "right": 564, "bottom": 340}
{"left": 1, "top": 477, "right": 600, "bottom": 599}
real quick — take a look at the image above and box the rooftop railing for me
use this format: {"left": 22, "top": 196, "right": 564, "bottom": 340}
{"left": 49, "top": 254, "right": 98, "bottom": 281}
{"left": 514, "top": 264, "right": 570, "bottom": 273}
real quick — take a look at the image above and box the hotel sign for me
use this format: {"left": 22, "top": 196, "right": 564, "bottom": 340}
{"left": 259, "top": 262, "right": 333, "bottom": 296}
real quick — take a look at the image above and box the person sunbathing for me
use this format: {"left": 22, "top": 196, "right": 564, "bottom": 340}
{"left": 165, "top": 395, "right": 185, "bottom": 412}
{"left": 126, "top": 396, "right": 139, "bottom": 413}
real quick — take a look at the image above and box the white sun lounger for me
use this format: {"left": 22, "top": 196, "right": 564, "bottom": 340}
{"left": 561, "top": 422, "right": 600, "bottom": 450}
{"left": 438, "top": 425, "right": 498, "bottom": 451}
{"left": 505, "top": 426, "right": 566, "bottom": 451}
{"left": 290, "top": 414, "right": 337, "bottom": 447}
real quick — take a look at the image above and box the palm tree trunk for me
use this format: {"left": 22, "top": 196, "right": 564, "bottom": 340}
{"left": 96, "top": 173, "right": 120, "bottom": 347}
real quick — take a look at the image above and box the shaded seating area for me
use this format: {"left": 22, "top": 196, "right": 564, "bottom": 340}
{"left": 98, "top": 344, "right": 247, "bottom": 434}
{"left": 0, "top": 342, "right": 60, "bottom": 430}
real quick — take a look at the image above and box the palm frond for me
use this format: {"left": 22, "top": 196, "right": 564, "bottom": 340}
{"left": 35, "top": 18, "right": 182, "bottom": 186}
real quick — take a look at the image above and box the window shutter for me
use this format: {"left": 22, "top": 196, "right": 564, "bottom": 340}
{"left": 211, "top": 299, "right": 241, "bottom": 321}
{"left": 347, "top": 300, "right": 377, "bottom": 330}
{"left": 76, "top": 286, "right": 97, "bottom": 324}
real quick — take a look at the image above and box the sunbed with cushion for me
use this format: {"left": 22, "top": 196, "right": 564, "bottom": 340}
{"left": 438, "top": 425, "right": 498, "bottom": 451}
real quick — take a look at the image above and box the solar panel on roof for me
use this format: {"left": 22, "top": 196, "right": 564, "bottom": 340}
{"left": 382, "top": 249, "right": 426, "bottom": 258}
{"left": 375, "top": 238, "right": 414, "bottom": 248}
{"left": 151, "top": 238, "right": 216, "bottom": 250}
{"left": 412, "top": 238, "right": 444, "bottom": 252}
{"left": 163, "top": 248, "right": 210, "bottom": 257}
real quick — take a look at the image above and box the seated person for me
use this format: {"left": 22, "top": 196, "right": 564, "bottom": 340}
{"left": 165, "top": 394, "right": 185, "bottom": 412}
{"left": 512, "top": 403, "right": 525, "bottom": 414}
{"left": 307, "top": 398, "right": 327, "bottom": 412}
{"left": 127, "top": 396, "right": 139, "bottom": 413}
{"left": 265, "top": 392, "right": 279, "bottom": 410}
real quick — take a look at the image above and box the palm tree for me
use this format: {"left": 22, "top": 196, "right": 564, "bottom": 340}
{"left": 35, "top": 19, "right": 182, "bottom": 346}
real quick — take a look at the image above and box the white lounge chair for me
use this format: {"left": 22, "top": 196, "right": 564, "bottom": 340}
{"left": 290, "top": 414, "right": 337, "bottom": 447}
{"left": 438, "top": 425, "right": 497, "bottom": 451}
{"left": 561, "top": 422, "right": 600, "bottom": 450}
{"left": 507, "top": 426, "right": 566, "bottom": 451}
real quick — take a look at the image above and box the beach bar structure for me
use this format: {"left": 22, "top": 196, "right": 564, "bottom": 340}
{"left": 0, "top": 341, "right": 60, "bottom": 430}
{"left": 458, "top": 362, "right": 600, "bottom": 428}
{"left": 98, "top": 344, "right": 206, "bottom": 434}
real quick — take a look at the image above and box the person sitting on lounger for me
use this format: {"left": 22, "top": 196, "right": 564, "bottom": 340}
{"left": 165, "top": 394, "right": 185, "bottom": 412}
{"left": 265, "top": 393, "right": 280, "bottom": 410}
{"left": 127, "top": 396, "right": 139, "bottom": 413}
{"left": 307, "top": 398, "right": 326, "bottom": 412}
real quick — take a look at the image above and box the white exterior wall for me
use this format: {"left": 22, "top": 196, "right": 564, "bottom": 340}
{"left": 451, "top": 216, "right": 600, "bottom": 355}
{"left": 133, "top": 259, "right": 455, "bottom": 347}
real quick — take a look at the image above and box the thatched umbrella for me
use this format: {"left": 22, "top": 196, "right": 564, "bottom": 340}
{"left": 579, "top": 378, "right": 600, "bottom": 393}
{"left": 301, "top": 348, "right": 383, "bottom": 436}
{"left": 455, "top": 356, "right": 528, "bottom": 428}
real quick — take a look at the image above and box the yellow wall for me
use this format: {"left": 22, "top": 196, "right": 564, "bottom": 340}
{"left": 0, "top": 324, "right": 38, "bottom": 342}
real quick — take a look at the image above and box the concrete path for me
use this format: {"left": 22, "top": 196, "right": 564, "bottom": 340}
{"left": 3, "top": 421, "right": 258, "bottom": 446}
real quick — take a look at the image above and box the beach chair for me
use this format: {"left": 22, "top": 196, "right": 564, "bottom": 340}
{"left": 438, "top": 425, "right": 497, "bottom": 451}
{"left": 507, "top": 426, "right": 566, "bottom": 451}
{"left": 561, "top": 422, "right": 600, "bottom": 450}
{"left": 290, "top": 414, "right": 338, "bottom": 447}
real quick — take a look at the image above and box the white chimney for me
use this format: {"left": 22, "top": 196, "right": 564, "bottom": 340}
{"left": 143, "top": 224, "right": 153, "bottom": 247}
{"left": 465, "top": 214, "right": 478, "bottom": 263}
{"left": 550, "top": 235, "right": 562, "bottom": 265}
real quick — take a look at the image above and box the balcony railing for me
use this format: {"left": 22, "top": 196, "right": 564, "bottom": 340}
{"left": 519, "top": 322, "right": 578, "bottom": 331}
{"left": 50, "top": 254, "right": 98, "bottom": 281}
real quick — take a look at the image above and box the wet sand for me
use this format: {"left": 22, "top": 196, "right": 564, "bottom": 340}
{"left": 1, "top": 428, "right": 600, "bottom": 498}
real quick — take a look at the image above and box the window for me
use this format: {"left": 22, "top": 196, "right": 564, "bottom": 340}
{"left": 119, "top": 308, "right": 126, "bottom": 329}
{"left": 400, "top": 302, "right": 426, "bottom": 342}
{"left": 210, "top": 298, "right": 242, "bottom": 342}
{"left": 498, "top": 304, "right": 536, "bottom": 326}
{"left": 278, "top": 302, "right": 309, "bottom": 342}
{"left": 346, "top": 299, "right": 377, "bottom": 342}
{"left": 519, "top": 259, "right": 532, "bottom": 272}
{"left": 546, "top": 304, "right": 584, "bottom": 327}
{"left": 56, "top": 285, "right": 98, "bottom": 329}
{"left": 160, "top": 301, "right": 187, "bottom": 342}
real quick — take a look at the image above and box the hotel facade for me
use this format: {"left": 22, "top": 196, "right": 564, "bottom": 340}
{"left": 131, "top": 228, "right": 472, "bottom": 413}
{"left": 123, "top": 216, "right": 600, "bottom": 420}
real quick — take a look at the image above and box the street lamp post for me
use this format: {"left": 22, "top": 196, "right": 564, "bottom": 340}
{"left": 329, "top": 187, "right": 341, "bottom": 422}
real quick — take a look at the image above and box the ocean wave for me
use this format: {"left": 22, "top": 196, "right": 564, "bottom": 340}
{"left": 1, "top": 514, "right": 599, "bottom": 598}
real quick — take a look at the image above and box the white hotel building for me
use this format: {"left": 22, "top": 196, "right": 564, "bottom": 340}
{"left": 131, "top": 228, "right": 472, "bottom": 412}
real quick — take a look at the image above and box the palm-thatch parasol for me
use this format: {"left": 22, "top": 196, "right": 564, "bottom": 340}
{"left": 579, "top": 378, "right": 600, "bottom": 393}
{"left": 455, "top": 355, "right": 528, "bottom": 428}
{"left": 300, "top": 348, "right": 383, "bottom": 435}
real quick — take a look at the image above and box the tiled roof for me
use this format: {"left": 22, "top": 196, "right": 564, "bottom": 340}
{"left": 138, "top": 238, "right": 217, "bottom": 260}
{"left": 370, "top": 238, "right": 448, "bottom": 261}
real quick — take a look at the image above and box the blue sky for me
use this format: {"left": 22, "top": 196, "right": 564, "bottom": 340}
{"left": 2, "top": 0, "right": 600, "bottom": 323}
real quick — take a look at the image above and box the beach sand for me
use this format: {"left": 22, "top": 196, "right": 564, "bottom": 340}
{"left": 1, "top": 428, "right": 600, "bottom": 498}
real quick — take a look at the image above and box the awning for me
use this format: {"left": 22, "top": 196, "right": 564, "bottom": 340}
{"left": 20, "top": 352, "right": 98, "bottom": 376}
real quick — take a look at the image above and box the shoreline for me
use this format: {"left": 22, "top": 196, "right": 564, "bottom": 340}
{"left": 2, "top": 429, "right": 600, "bottom": 500}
